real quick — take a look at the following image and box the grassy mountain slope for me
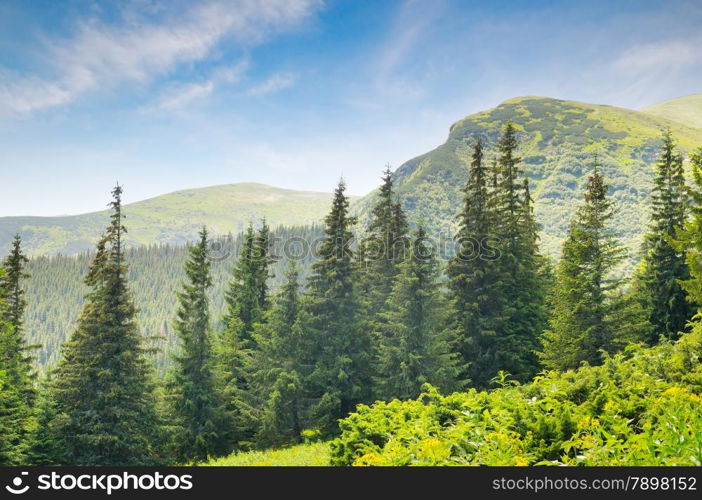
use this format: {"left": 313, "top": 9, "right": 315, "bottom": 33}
{"left": 0, "top": 183, "right": 347, "bottom": 256}
{"left": 354, "top": 96, "right": 702, "bottom": 268}
{"left": 642, "top": 94, "right": 702, "bottom": 130}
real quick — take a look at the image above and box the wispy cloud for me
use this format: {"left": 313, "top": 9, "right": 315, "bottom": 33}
{"left": 612, "top": 38, "right": 702, "bottom": 74}
{"left": 371, "top": 0, "right": 449, "bottom": 100}
{"left": 609, "top": 37, "right": 702, "bottom": 107}
{"left": 0, "top": 0, "right": 322, "bottom": 116}
{"left": 247, "top": 72, "right": 297, "bottom": 96}
{"left": 155, "top": 60, "right": 249, "bottom": 111}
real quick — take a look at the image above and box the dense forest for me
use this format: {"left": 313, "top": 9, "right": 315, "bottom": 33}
{"left": 1, "top": 124, "right": 701, "bottom": 465}
{"left": 24, "top": 224, "right": 324, "bottom": 371}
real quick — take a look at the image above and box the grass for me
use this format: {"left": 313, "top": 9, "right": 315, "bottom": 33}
{"left": 204, "top": 442, "right": 330, "bottom": 466}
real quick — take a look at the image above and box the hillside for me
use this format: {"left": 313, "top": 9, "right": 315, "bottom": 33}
{"left": 354, "top": 96, "right": 702, "bottom": 268}
{"left": 0, "top": 183, "right": 346, "bottom": 256}
{"left": 642, "top": 94, "right": 702, "bottom": 130}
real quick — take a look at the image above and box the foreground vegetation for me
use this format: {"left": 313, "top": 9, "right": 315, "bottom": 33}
{"left": 331, "top": 328, "right": 702, "bottom": 466}
{"left": 208, "top": 326, "right": 702, "bottom": 467}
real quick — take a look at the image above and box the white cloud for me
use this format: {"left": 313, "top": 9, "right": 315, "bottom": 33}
{"left": 247, "top": 72, "right": 297, "bottom": 96}
{"left": 608, "top": 37, "right": 702, "bottom": 107}
{"left": 612, "top": 38, "right": 702, "bottom": 74}
{"left": 155, "top": 59, "right": 250, "bottom": 111}
{"left": 0, "top": 0, "right": 322, "bottom": 116}
{"left": 0, "top": 71, "right": 73, "bottom": 114}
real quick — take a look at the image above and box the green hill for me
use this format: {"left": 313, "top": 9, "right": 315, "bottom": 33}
{"left": 642, "top": 94, "right": 702, "bottom": 130}
{"left": 355, "top": 96, "right": 702, "bottom": 268}
{"left": 0, "top": 183, "right": 347, "bottom": 257}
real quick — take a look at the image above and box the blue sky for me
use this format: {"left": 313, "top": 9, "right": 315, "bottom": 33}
{"left": 1, "top": 0, "right": 701, "bottom": 216}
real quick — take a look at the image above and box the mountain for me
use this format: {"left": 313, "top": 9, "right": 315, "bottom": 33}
{"left": 642, "top": 94, "right": 702, "bottom": 130}
{"left": 0, "top": 183, "right": 349, "bottom": 256}
{"left": 355, "top": 96, "right": 702, "bottom": 269}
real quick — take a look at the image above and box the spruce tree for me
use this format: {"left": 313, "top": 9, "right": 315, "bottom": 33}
{"left": 223, "top": 224, "right": 263, "bottom": 344}
{"left": 492, "top": 124, "right": 547, "bottom": 383}
{"left": 360, "top": 166, "right": 409, "bottom": 319}
{"left": 250, "top": 263, "right": 304, "bottom": 447}
{"left": 50, "top": 185, "right": 162, "bottom": 465}
{"left": 0, "top": 235, "right": 36, "bottom": 406}
{"left": 253, "top": 219, "right": 275, "bottom": 312}
{"left": 216, "top": 221, "right": 274, "bottom": 449}
{"left": 449, "top": 127, "right": 546, "bottom": 387}
{"left": 639, "top": 131, "right": 694, "bottom": 342}
{"left": 446, "top": 139, "right": 502, "bottom": 386}
{"left": 222, "top": 222, "right": 275, "bottom": 345}
{"left": 301, "top": 180, "right": 371, "bottom": 433}
{"left": 1, "top": 235, "right": 29, "bottom": 332}
{"left": 375, "top": 225, "right": 459, "bottom": 400}
{"left": 168, "top": 228, "right": 223, "bottom": 462}
{"left": 539, "top": 166, "right": 626, "bottom": 370}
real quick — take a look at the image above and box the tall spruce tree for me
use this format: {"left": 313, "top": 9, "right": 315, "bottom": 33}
{"left": 446, "top": 139, "right": 502, "bottom": 386}
{"left": 539, "top": 166, "right": 626, "bottom": 370}
{"left": 493, "top": 124, "right": 547, "bottom": 383}
{"left": 216, "top": 221, "right": 274, "bottom": 449}
{"left": 449, "top": 126, "right": 546, "bottom": 387}
{"left": 360, "top": 166, "right": 409, "bottom": 318}
{"left": 50, "top": 185, "right": 162, "bottom": 465}
{"left": 0, "top": 235, "right": 35, "bottom": 406}
{"left": 168, "top": 228, "right": 224, "bottom": 462}
{"left": 300, "top": 180, "right": 371, "bottom": 433}
{"left": 222, "top": 222, "right": 275, "bottom": 345}
{"left": 223, "top": 224, "right": 262, "bottom": 344}
{"left": 639, "top": 131, "right": 694, "bottom": 342}
{"left": 254, "top": 219, "right": 275, "bottom": 312}
{"left": 375, "top": 225, "right": 459, "bottom": 400}
{"left": 250, "top": 263, "right": 304, "bottom": 447}
{"left": 1, "top": 235, "right": 29, "bottom": 332}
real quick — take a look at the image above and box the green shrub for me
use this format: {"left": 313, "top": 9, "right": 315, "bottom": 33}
{"left": 331, "top": 328, "right": 702, "bottom": 466}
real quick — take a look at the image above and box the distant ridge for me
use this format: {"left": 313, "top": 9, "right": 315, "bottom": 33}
{"left": 0, "top": 183, "right": 350, "bottom": 256}
{"left": 642, "top": 93, "right": 702, "bottom": 130}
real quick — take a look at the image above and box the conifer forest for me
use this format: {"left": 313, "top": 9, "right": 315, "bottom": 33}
{"left": 2, "top": 0, "right": 702, "bottom": 471}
